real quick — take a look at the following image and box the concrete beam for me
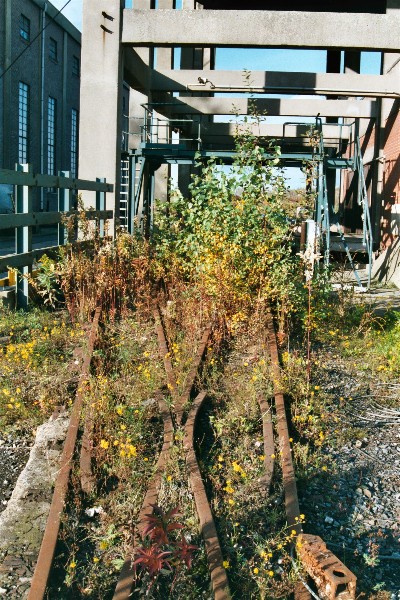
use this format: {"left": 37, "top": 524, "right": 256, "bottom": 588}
{"left": 122, "top": 9, "right": 400, "bottom": 51}
{"left": 151, "top": 97, "right": 377, "bottom": 118}
{"left": 127, "top": 67, "right": 399, "bottom": 98}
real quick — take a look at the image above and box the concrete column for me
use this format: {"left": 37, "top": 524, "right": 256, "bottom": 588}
{"left": 79, "top": 0, "right": 124, "bottom": 235}
{"left": 178, "top": 0, "right": 214, "bottom": 196}
{"left": 153, "top": 0, "right": 174, "bottom": 202}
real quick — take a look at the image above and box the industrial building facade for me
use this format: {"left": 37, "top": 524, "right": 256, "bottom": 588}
{"left": 0, "top": 0, "right": 81, "bottom": 211}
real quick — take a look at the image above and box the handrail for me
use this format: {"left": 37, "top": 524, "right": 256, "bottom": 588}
{"left": 0, "top": 168, "right": 113, "bottom": 192}
{"left": 355, "top": 136, "right": 373, "bottom": 287}
{"left": 0, "top": 210, "right": 112, "bottom": 231}
{"left": 0, "top": 164, "right": 113, "bottom": 307}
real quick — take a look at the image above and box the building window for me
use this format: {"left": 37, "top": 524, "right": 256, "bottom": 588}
{"left": 47, "top": 97, "right": 56, "bottom": 175}
{"left": 20, "top": 15, "right": 30, "bottom": 42}
{"left": 71, "top": 109, "right": 79, "bottom": 178}
{"left": 49, "top": 38, "right": 57, "bottom": 61}
{"left": 72, "top": 56, "right": 80, "bottom": 77}
{"left": 18, "top": 82, "right": 29, "bottom": 164}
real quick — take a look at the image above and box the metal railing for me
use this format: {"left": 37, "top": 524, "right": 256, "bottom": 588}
{"left": 355, "top": 136, "right": 374, "bottom": 288}
{"left": 0, "top": 165, "right": 113, "bottom": 307}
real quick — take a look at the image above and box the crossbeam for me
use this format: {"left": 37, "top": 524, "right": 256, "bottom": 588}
{"left": 147, "top": 97, "right": 377, "bottom": 118}
{"left": 122, "top": 9, "right": 400, "bottom": 51}
{"left": 122, "top": 55, "right": 399, "bottom": 98}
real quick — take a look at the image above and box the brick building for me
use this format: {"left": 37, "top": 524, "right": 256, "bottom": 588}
{"left": 0, "top": 0, "right": 81, "bottom": 211}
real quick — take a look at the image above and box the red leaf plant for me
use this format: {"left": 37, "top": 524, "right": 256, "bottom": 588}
{"left": 133, "top": 504, "right": 198, "bottom": 593}
{"left": 142, "top": 505, "right": 184, "bottom": 545}
{"left": 133, "top": 544, "right": 173, "bottom": 578}
{"left": 172, "top": 535, "right": 198, "bottom": 569}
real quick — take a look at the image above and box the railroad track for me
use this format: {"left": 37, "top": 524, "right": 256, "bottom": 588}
{"left": 25, "top": 302, "right": 356, "bottom": 600}
{"left": 27, "top": 306, "right": 102, "bottom": 600}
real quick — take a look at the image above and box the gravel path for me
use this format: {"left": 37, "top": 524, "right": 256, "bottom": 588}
{"left": 0, "top": 436, "right": 31, "bottom": 511}
{"left": 299, "top": 352, "right": 400, "bottom": 599}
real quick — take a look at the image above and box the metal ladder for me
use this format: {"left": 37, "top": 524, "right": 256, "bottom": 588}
{"left": 119, "top": 157, "right": 130, "bottom": 231}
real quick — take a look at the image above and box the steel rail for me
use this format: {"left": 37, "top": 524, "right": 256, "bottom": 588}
{"left": 265, "top": 310, "right": 311, "bottom": 600}
{"left": 114, "top": 315, "right": 214, "bottom": 598}
{"left": 266, "top": 310, "right": 301, "bottom": 531}
{"left": 184, "top": 391, "right": 231, "bottom": 600}
{"left": 80, "top": 387, "right": 96, "bottom": 494}
{"left": 257, "top": 394, "right": 275, "bottom": 493}
{"left": 176, "top": 326, "right": 212, "bottom": 424}
{"left": 27, "top": 306, "right": 101, "bottom": 600}
{"left": 153, "top": 304, "right": 179, "bottom": 401}
{"left": 113, "top": 393, "right": 174, "bottom": 600}
{"left": 265, "top": 310, "right": 357, "bottom": 600}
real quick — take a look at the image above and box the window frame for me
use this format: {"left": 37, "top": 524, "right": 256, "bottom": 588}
{"left": 18, "top": 82, "right": 29, "bottom": 164}
{"left": 19, "top": 14, "right": 30, "bottom": 42}
{"left": 70, "top": 108, "right": 79, "bottom": 179}
{"left": 72, "top": 55, "right": 80, "bottom": 77}
{"left": 47, "top": 96, "right": 57, "bottom": 176}
{"left": 49, "top": 37, "right": 58, "bottom": 62}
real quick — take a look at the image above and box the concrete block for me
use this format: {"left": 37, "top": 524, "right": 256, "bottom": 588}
{"left": 372, "top": 238, "right": 400, "bottom": 286}
{"left": 0, "top": 287, "right": 15, "bottom": 310}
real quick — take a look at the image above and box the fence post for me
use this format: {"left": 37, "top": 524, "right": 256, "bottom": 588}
{"left": 15, "top": 163, "right": 32, "bottom": 308}
{"left": 96, "top": 178, "right": 106, "bottom": 238}
{"left": 58, "top": 171, "right": 71, "bottom": 245}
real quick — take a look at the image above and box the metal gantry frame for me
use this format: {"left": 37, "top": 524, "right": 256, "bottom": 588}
{"left": 120, "top": 110, "right": 373, "bottom": 287}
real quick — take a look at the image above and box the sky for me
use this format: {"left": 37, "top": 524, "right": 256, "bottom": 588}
{"left": 50, "top": 0, "right": 381, "bottom": 188}
{"left": 51, "top": 0, "right": 82, "bottom": 31}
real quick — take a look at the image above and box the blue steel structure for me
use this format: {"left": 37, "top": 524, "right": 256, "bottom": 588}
{"left": 122, "top": 113, "right": 373, "bottom": 287}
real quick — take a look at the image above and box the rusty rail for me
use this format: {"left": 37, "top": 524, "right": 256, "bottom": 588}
{"left": 113, "top": 393, "right": 174, "bottom": 600}
{"left": 265, "top": 310, "right": 356, "bottom": 600}
{"left": 184, "top": 391, "right": 231, "bottom": 600}
{"left": 257, "top": 394, "right": 275, "bottom": 493}
{"left": 176, "top": 326, "right": 211, "bottom": 424}
{"left": 80, "top": 315, "right": 101, "bottom": 493}
{"left": 266, "top": 310, "right": 301, "bottom": 531}
{"left": 153, "top": 304, "right": 179, "bottom": 400}
{"left": 113, "top": 315, "right": 221, "bottom": 598}
{"left": 27, "top": 306, "right": 101, "bottom": 600}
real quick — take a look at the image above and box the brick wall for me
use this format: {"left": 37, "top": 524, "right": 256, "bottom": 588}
{"left": 381, "top": 102, "right": 400, "bottom": 247}
{"left": 344, "top": 102, "right": 400, "bottom": 248}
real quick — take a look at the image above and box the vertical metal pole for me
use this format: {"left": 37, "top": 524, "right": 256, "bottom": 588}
{"left": 96, "top": 178, "right": 106, "bottom": 238}
{"left": 15, "top": 164, "right": 32, "bottom": 308}
{"left": 58, "top": 171, "right": 71, "bottom": 245}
